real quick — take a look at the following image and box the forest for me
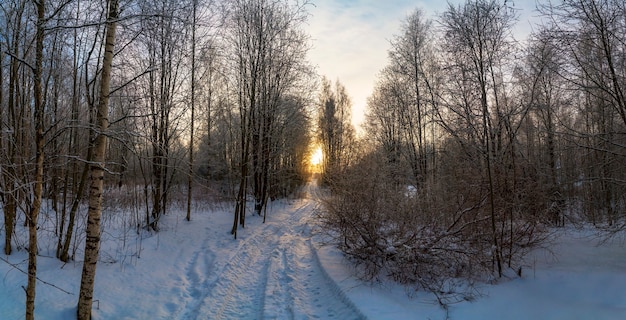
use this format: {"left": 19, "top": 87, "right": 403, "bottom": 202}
{"left": 1, "top": 0, "right": 625, "bottom": 319}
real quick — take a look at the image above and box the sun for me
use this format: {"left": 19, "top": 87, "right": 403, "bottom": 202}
{"left": 310, "top": 146, "right": 323, "bottom": 167}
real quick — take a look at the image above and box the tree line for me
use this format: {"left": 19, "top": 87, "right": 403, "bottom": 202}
{"left": 321, "top": 0, "right": 626, "bottom": 305}
{"left": 0, "top": 0, "right": 314, "bottom": 318}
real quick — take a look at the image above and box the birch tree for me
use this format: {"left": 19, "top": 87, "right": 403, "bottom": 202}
{"left": 26, "top": 0, "right": 46, "bottom": 318}
{"left": 77, "top": 0, "right": 118, "bottom": 318}
{"left": 56, "top": 0, "right": 103, "bottom": 263}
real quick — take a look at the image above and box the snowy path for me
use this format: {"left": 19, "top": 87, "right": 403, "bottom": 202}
{"left": 175, "top": 182, "right": 365, "bottom": 320}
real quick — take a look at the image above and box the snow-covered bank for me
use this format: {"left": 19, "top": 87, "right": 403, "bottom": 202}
{"left": 316, "top": 227, "right": 626, "bottom": 320}
{"left": 1, "top": 183, "right": 626, "bottom": 319}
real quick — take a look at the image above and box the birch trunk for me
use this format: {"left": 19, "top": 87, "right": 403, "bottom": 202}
{"left": 76, "top": 0, "right": 118, "bottom": 318}
{"left": 26, "top": 0, "right": 45, "bottom": 318}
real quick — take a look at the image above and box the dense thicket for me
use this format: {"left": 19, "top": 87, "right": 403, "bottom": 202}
{"left": 322, "top": 0, "right": 626, "bottom": 301}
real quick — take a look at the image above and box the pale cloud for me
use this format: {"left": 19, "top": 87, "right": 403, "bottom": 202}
{"left": 306, "top": 0, "right": 541, "bottom": 130}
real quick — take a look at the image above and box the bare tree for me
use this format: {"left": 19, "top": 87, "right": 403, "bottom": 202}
{"left": 337, "top": 3, "right": 552, "bottom": 297}
{"left": 267, "top": 94, "right": 312, "bottom": 207}
{"left": 57, "top": 0, "right": 103, "bottom": 263}
{"left": 227, "top": 0, "right": 312, "bottom": 237}
{"left": 517, "top": 27, "right": 570, "bottom": 225}
{"left": 77, "top": 0, "right": 119, "bottom": 318}
{"left": 540, "top": 0, "right": 626, "bottom": 228}
{"left": 387, "top": 8, "right": 438, "bottom": 186}
{"left": 366, "top": 71, "right": 405, "bottom": 180}
{"left": 186, "top": 0, "right": 199, "bottom": 222}
{"left": 25, "top": 0, "right": 46, "bottom": 318}
{"left": 0, "top": 0, "right": 29, "bottom": 257}
{"left": 440, "top": 0, "right": 519, "bottom": 277}
{"left": 131, "top": 0, "right": 193, "bottom": 230}
{"left": 317, "top": 77, "right": 355, "bottom": 182}
{"left": 197, "top": 47, "right": 235, "bottom": 186}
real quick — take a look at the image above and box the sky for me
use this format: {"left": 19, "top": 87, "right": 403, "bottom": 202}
{"left": 306, "top": 0, "right": 541, "bottom": 130}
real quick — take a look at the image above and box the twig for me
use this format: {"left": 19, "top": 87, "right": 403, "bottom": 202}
{"left": 0, "top": 256, "right": 74, "bottom": 295}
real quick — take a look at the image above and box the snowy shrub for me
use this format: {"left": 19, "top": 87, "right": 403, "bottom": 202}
{"left": 321, "top": 149, "right": 550, "bottom": 304}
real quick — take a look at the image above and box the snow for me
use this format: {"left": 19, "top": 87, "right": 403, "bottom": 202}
{"left": 318, "top": 228, "right": 626, "bottom": 320}
{"left": 1, "top": 181, "right": 626, "bottom": 319}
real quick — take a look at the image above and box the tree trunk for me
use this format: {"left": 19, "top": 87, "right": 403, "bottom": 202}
{"left": 2, "top": 1, "right": 25, "bottom": 257}
{"left": 58, "top": 4, "right": 85, "bottom": 261}
{"left": 60, "top": 161, "right": 89, "bottom": 262}
{"left": 26, "top": 1, "right": 46, "bottom": 318}
{"left": 77, "top": 0, "right": 118, "bottom": 318}
{"left": 187, "top": 0, "right": 197, "bottom": 222}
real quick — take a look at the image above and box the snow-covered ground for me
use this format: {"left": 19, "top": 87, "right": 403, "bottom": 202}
{"left": 1, "top": 181, "right": 625, "bottom": 319}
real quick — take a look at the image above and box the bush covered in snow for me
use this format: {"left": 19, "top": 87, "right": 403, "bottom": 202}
{"left": 320, "top": 150, "right": 550, "bottom": 304}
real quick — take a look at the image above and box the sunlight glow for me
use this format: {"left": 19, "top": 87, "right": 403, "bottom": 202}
{"left": 310, "top": 146, "right": 323, "bottom": 167}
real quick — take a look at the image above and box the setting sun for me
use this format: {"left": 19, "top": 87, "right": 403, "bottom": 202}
{"left": 310, "top": 146, "right": 323, "bottom": 167}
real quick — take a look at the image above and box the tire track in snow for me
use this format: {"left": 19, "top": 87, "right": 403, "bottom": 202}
{"left": 259, "top": 190, "right": 365, "bottom": 319}
{"left": 181, "top": 181, "right": 365, "bottom": 319}
{"left": 177, "top": 202, "right": 307, "bottom": 319}
{"left": 263, "top": 246, "right": 295, "bottom": 320}
{"left": 176, "top": 227, "right": 216, "bottom": 320}
{"left": 192, "top": 221, "right": 281, "bottom": 319}
{"left": 268, "top": 207, "right": 366, "bottom": 320}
